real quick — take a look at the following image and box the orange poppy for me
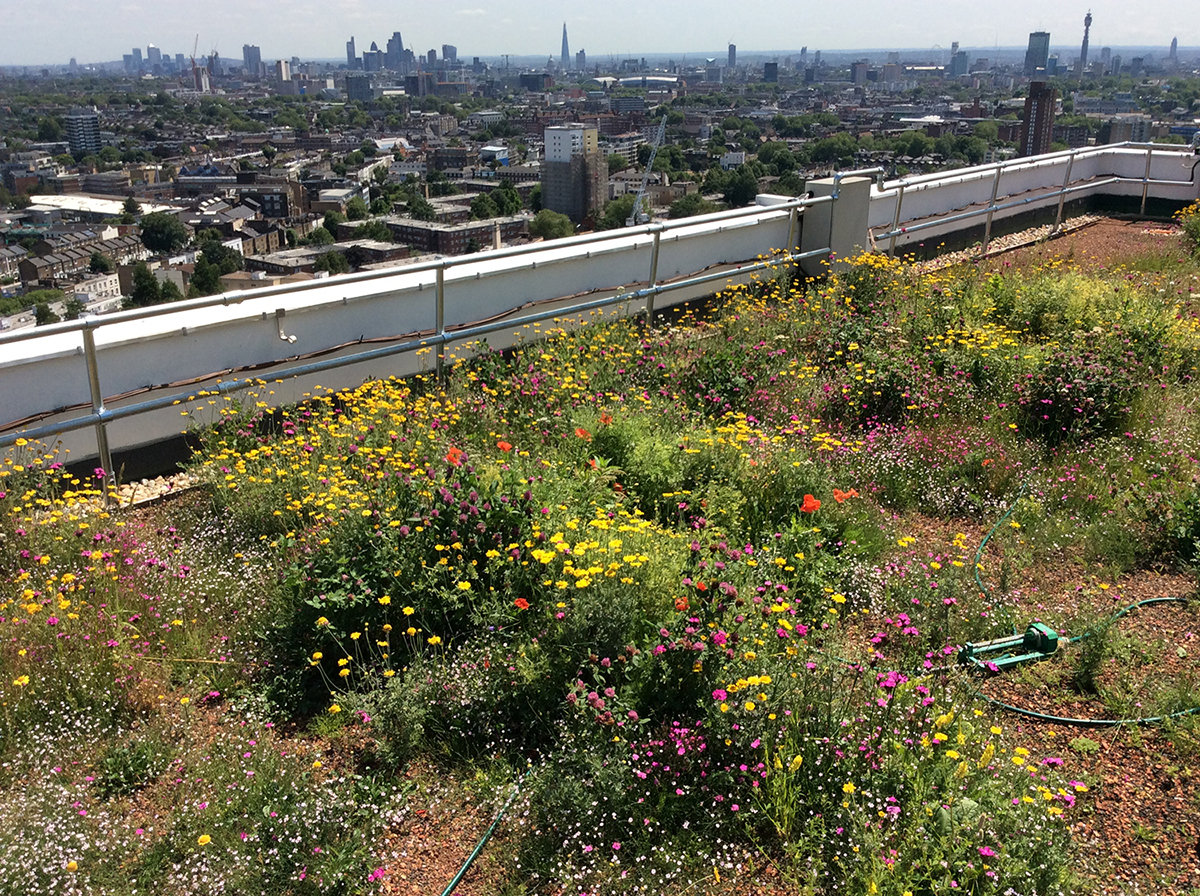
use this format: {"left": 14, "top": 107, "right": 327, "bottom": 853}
{"left": 675, "top": 597, "right": 689, "bottom": 611}
{"left": 575, "top": 427, "right": 591, "bottom": 440}
{"left": 600, "top": 412, "right": 613, "bottom": 425}
{"left": 514, "top": 597, "right": 529, "bottom": 610}
{"left": 445, "top": 446, "right": 464, "bottom": 467}
{"left": 832, "top": 488, "right": 859, "bottom": 503}
{"left": 801, "top": 494, "right": 821, "bottom": 514}
{"left": 497, "top": 440, "right": 512, "bottom": 452}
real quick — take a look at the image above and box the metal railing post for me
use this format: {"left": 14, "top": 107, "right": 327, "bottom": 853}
{"left": 81, "top": 323, "right": 116, "bottom": 507}
{"left": 888, "top": 183, "right": 906, "bottom": 256}
{"left": 1140, "top": 147, "right": 1154, "bottom": 216}
{"left": 981, "top": 166, "right": 1003, "bottom": 254}
{"left": 435, "top": 263, "right": 446, "bottom": 381}
{"left": 1053, "top": 151, "right": 1077, "bottom": 233}
{"left": 645, "top": 230, "right": 661, "bottom": 326}
{"left": 785, "top": 205, "right": 799, "bottom": 254}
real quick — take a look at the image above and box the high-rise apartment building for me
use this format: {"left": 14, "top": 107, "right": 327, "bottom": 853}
{"left": 345, "top": 72, "right": 372, "bottom": 103}
{"left": 1024, "top": 31, "right": 1050, "bottom": 76}
{"left": 541, "top": 125, "right": 606, "bottom": 224}
{"left": 949, "top": 51, "right": 969, "bottom": 77}
{"left": 243, "top": 44, "right": 262, "bottom": 77}
{"left": 763, "top": 61, "right": 778, "bottom": 82}
{"left": 576, "top": 49, "right": 587, "bottom": 72}
{"left": 728, "top": 44, "right": 736, "bottom": 69}
{"left": 1019, "top": 81, "right": 1057, "bottom": 157}
{"left": 275, "top": 59, "right": 291, "bottom": 84}
{"left": 64, "top": 107, "right": 101, "bottom": 156}
{"left": 146, "top": 45, "right": 162, "bottom": 69}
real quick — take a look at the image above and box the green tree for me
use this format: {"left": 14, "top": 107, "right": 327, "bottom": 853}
{"left": 607, "top": 154, "right": 631, "bottom": 173}
{"left": 323, "top": 211, "right": 346, "bottom": 235}
{"left": 159, "top": 279, "right": 184, "bottom": 303}
{"left": 139, "top": 212, "right": 188, "bottom": 254}
{"left": 598, "top": 195, "right": 638, "bottom": 230}
{"left": 188, "top": 258, "right": 223, "bottom": 297}
{"left": 722, "top": 167, "right": 760, "bottom": 207}
{"left": 529, "top": 183, "right": 542, "bottom": 212}
{"left": 304, "top": 226, "right": 335, "bottom": 246}
{"left": 63, "top": 298, "right": 87, "bottom": 320}
{"left": 125, "top": 262, "right": 163, "bottom": 308}
{"left": 407, "top": 196, "right": 436, "bottom": 221}
{"left": 345, "top": 197, "right": 369, "bottom": 221}
{"left": 668, "top": 193, "right": 721, "bottom": 219}
{"left": 34, "top": 302, "right": 60, "bottom": 326}
{"left": 351, "top": 220, "right": 393, "bottom": 242}
{"left": 493, "top": 181, "right": 522, "bottom": 216}
{"left": 198, "top": 241, "right": 245, "bottom": 275}
{"left": 528, "top": 209, "right": 575, "bottom": 240}
{"left": 313, "top": 251, "right": 351, "bottom": 275}
{"left": 470, "top": 192, "right": 499, "bottom": 220}
{"left": 89, "top": 251, "right": 114, "bottom": 274}
{"left": 38, "top": 116, "right": 63, "bottom": 142}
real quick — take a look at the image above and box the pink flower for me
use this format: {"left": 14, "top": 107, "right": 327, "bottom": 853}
{"left": 979, "top": 846, "right": 997, "bottom": 857}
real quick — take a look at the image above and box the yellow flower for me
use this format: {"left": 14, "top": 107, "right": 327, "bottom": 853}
{"left": 842, "top": 782, "right": 856, "bottom": 794}
{"left": 329, "top": 704, "right": 342, "bottom": 713}
{"left": 378, "top": 595, "right": 391, "bottom": 605}
{"left": 428, "top": 635, "right": 442, "bottom": 645}
{"left": 945, "top": 750, "right": 960, "bottom": 760}
{"left": 743, "top": 701, "right": 755, "bottom": 712}
{"left": 312, "top": 760, "right": 323, "bottom": 768}
{"left": 11, "top": 675, "right": 29, "bottom": 687}
{"left": 403, "top": 606, "right": 415, "bottom": 616}
{"left": 350, "top": 632, "right": 361, "bottom": 640}
{"left": 312, "top": 652, "right": 323, "bottom": 660}
{"left": 316, "top": 616, "right": 330, "bottom": 627}
{"left": 383, "top": 669, "right": 396, "bottom": 677}
{"left": 197, "top": 834, "right": 212, "bottom": 846}
{"left": 179, "top": 696, "right": 190, "bottom": 706}
{"left": 338, "top": 668, "right": 350, "bottom": 678}
{"left": 456, "top": 581, "right": 472, "bottom": 591}
{"left": 66, "top": 861, "right": 78, "bottom": 872}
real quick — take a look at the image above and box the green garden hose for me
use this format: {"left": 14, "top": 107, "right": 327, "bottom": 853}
{"left": 438, "top": 768, "right": 527, "bottom": 896}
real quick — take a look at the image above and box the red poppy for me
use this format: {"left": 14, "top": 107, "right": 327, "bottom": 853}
{"left": 588, "top": 458, "right": 598, "bottom": 469}
{"left": 575, "top": 427, "right": 591, "bottom": 440}
{"left": 695, "top": 581, "right": 708, "bottom": 591}
{"left": 514, "top": 597, "right": 530, "bottom": 610}
{"left": 801, "top": 494, "right": 821, "bottom": 514}
{"left": 497, "top": 440, "right": 512, "bottom": 452}
{"left": 600, "top": 412, "right": 613, "bottom": 425}
{"left": 675, "top": 597, "right": 689, "bottom": 611}
{"left": 833, "top": 488, "right": 859, "bottom": 503}
{"left": 445, "top": 446, "right": 464, "bottom": 467}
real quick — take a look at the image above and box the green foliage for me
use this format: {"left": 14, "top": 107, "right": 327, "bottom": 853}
{"left": 313, "top": 251, "right": 350, "bottom": 275}
{"left": 187, "top": 257, "right": 223, "bottom": 298}
{"left": 598, "top": 194, "right": 637, "bottom": 230}
{"left": 469, "top": 191, "right": 499, "bottom": 220}
{"left": 124, "top": 261, "right": 163, "bottom": 308}
{"left": 351, "top": 220, "right": 393, "bottom": 242}
{"left": 668, "top": 192, "right": 720, "bottom": 219}
{"left": 88, "top": 251, "right": 114, "bottom": 274}
{"left": 528, "top": 209, "right": 574, "bottom": 240}
{"left": 344, "top": 196, "right": 369, "bottom": 221}
{"left": 33, "top": 302, "right": 59, "bottom": 326}
{"left": 722, "top": 166, "right": 760, "bottom": 206}
{"left": 304, "top": 225, "right": 334, "bottom": 246}
{"left": 138, "top": 211, "right": 188, "bottom": 254}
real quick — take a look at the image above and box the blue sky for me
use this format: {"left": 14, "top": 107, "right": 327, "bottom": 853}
{"left": 2, "top": 0, "right": 1190, "bottom": 67}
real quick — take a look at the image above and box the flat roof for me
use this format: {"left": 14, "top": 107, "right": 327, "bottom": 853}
{"left": 26, "top": 194, "right": 174, "bottom": 216}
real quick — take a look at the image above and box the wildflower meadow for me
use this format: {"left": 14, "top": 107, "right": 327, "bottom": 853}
{"left": 3, "top": 219, "right": 1200, "bottom": 895}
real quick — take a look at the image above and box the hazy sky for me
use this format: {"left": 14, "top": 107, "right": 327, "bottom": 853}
{"left": 1, "top": 0, "right": 1191, "bottom": 66}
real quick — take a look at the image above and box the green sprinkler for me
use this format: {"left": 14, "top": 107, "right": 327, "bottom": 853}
{"left": 958, "top": 622, "right": 1060, "bottom": 673}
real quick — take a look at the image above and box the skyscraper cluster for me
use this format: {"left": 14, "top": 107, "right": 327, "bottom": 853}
{"left": 346, "top": 30, "right": 417, "bottom": 73}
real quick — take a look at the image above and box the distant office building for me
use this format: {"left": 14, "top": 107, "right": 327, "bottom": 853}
{"left": 728, "top": 44, "right": 737, "bottom": 69}
{"left": 851, "top": 61, "right": 868, "bottom": 86}
{"left": 1024, "top": 31, "right": 1050, "bottom": 76}
{"left": 763, "top": 62, "right": 778, "bottom": 82}
{"left": 146, "top": 45, "right": 162, "bottom": 70}
{"left": 576, "top": 49, "right": 587, "bottom": 72}
{"left": 561, "top": 23, "right": 570, "bottom": 69}
{"left": 1170, "top": 37, "right": 1178, "bottom": 64}
{"left": 175, "top": 53, "right": 186, "bottom": 71}
{"left": 346, "top": 37, "right": 357, "bottom": 70}
{"left": 346, "top": 72, "right": 372, "bottom": 103}
{"left": 243, "top": 44, "right": 262, "bottom": 76}
{"left": 1046, "top": 55, "right": 1060, "bottom": 76}
{"left": 442, "top": 44, "right": 457, "bottom": 65}
{"left": 541, "top": 125, "right": 606, "bottom": 224}
{"left": 364, "top": 43, "right": 384, "bottom": 72}
{"left": 123, "top": 54, "right": 135, "bottom": 73}
{"left": 386, "top": 32, "right": 405, "bottom": 70}
{"left": 131, "top": 47, "right": 143, "bottom": 69}
{"left": 275, "top": 59, "right": 291, "bottom": 84}
{"left": 949, "top": 51, "right": 969, "bottom": 77}
{"left": 1019, "top": 81, "right": 1057, "bottom": 157}
{"left": 427, "top": 49, "right": 437, "bottom": 66}
{"left": 1105, "top": 114, "right": 1153, "bottom": 144}
{"left": 64, "top": 107, "right": 101, "bottom": 156}
{"left": 1100, "top": 46, "right": 1112, "bottom": 72}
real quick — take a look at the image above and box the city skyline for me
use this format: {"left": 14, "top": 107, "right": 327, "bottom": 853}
{"left": 1, "top": 0, "right": 1193, "bottom": 68}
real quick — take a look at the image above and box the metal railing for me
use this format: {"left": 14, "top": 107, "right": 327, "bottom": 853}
{"left": 0, "top": 192, "right": 833, "bottom": 497}
{"left": 875, "top": 142, "right": 1198, "bottom": 255}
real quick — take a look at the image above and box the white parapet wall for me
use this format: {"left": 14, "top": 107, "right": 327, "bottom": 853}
{"left": 2, "top": 143, "right": 1196, "bottom": 466}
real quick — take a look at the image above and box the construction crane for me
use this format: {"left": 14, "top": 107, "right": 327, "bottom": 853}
{"left": 626, "top": 114, "right": 667, "bottom": 227}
